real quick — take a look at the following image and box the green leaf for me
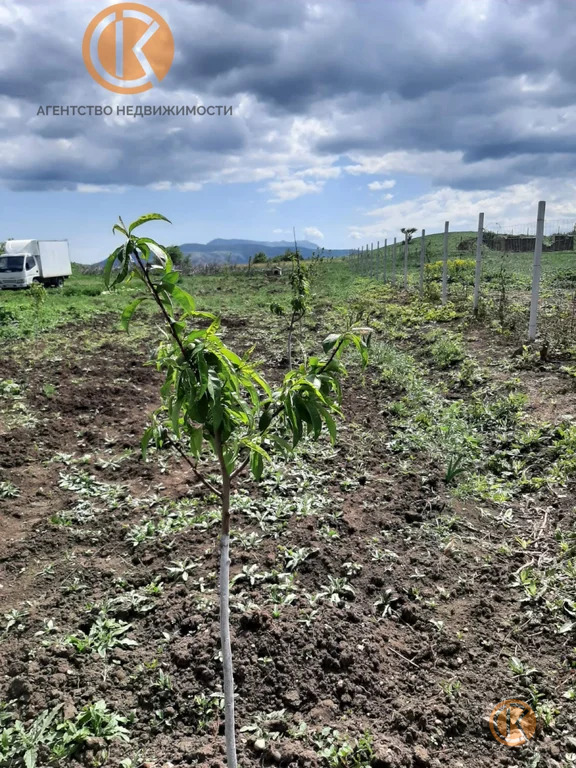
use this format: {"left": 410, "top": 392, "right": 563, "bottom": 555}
{"left": 128, "top": 213, "right": 171, "bottom": 234}
{"left": 103, "top": 247, "right": 123, "bottom": 289}
{"left": 322, "top": 333, "right": 341, "bottom": 353}
{"left": 305, "top": 398, "right": 322, "bottom": 438}
{"left": 121, "top": 297, "right": 147, "bottom": 331}
{"left": 267, "top": 434, "right": 292, "bottom": 453}
{"left": 270, "top": 302, "right": 285, "bottom": 316}
{"left": 141, "top": 426, "right": 154, "bottom": 461}
{"left": 160, "top": 270, "right": 180, "bottom": 286}
{"left": 241, "top": 439, "right": 271, "bottom": 462}
{"left": 258, "top": 406, "right": 273, "bottom": 432}
{"left": 318, "top": 405, "right": 337, "bottom": 443}
{"left": 170, "top": 286, "right": 196, "bottom": 314}
{"left": 138, "top": 238, "right": 172, "bottom": 269}
{"left": 188, "top": 426, "right": 203, "bottom": 458}
{"left": 250, "top": 450, "right": 264, "bottom": 480}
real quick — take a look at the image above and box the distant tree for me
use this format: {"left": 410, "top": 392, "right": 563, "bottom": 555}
{"left": 0, "top": 242, "right": 4, "bottom": 255}
{"left": 271, "top": 249, "right": 296, "bottom": 264}
{"left": 165, "top": 245, "right": 186, "bottom": 266}
{"left": 401, "top": 227, "right": 418, "bottom": 243}
{"left": 252, "top": 251, "right": 267, "bottom": 264}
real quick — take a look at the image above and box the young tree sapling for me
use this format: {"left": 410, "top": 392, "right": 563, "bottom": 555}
{"left": 104, "top": 214, "right": 370, "bottom": 768}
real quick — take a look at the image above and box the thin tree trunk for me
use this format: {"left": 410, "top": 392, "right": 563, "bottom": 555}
{"left": 216, "top": 438, "right": 237, "bottom": 768}
{"left": 287, "top": 315, "right": 295, "bottom": 370}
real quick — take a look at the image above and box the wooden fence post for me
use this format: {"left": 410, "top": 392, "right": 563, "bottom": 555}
{"left": 528, "top": 201, "right": 546, "bottom": 342}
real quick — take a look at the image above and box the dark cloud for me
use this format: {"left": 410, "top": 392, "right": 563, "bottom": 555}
{"left": 0, "top": 0, "right": 575, "bottom": 192}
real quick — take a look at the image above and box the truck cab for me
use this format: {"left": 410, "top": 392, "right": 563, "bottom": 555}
{"left": 0, "top": 253, "right": 40, "bottom": 288}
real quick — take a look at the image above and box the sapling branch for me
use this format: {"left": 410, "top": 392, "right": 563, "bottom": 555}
{"left": 230, "top": 454, "right": 251, "bottom": 481}
{"left": 163, "top": 435, "right": 222, "bottom": 498}
{"left": 131, "top": 248, "right": 190, "bottom": 363}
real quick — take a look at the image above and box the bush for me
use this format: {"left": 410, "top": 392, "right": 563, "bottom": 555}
{"left": 551, "top": 268, "right": 576, "bottom": 288}
{"left": 424, "top": 259, "right": 475, "bottom": 285}
{"left": 62, "top": 286, "right": 102, "bottom": 297}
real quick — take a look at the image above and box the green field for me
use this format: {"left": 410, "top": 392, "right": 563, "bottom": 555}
{"left": 2, "top": 252, "right": 576, "bottom": 768}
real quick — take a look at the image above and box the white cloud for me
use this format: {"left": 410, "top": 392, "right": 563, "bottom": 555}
{"left": 266, "top": 179, "right": 325, "bottom": 203}
{"left": 348, "top": 180, "right": 576, "bottom": 241}
{"left": 296, "top": 166, "right": 341, "bottom": 179}
{"left": 303, "top": 226, "right": 324, "bottom": 240}
{"left": 346, "top": 152, "right": 461, "bottom": 178}
{"left": 368, "top": 179, "right": 396, "bottom": 190}
{"left": 77, "top": 184, "right": 127, "bottom": 194}
{"left": 148, "top": 181, "right": 203, "bottom": 192}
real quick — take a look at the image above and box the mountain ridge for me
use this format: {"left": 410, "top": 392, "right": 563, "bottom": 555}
{"left": 91, "top": 237, "right": 352, "bottom": 267}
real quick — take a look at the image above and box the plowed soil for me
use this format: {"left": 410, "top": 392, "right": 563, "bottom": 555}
{"left": 1, "top": 315, "right": 574, "bottom": 768}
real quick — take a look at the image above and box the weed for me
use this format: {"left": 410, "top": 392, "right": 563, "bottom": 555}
{"left": 166, "top": 559, "right": 199, "bottom": 583}
{"left": 426, "top": 331, "right": 465, "bottom": 369}
{"left": 0, "top": 700, "right": 129, "bottom": 768}
{"left": 64, "top": 617, "right": 138, "bottom": 658}
{"left": 0, "top": 481, "right": 19, "bottom": 499}
{"left": 440, "top": 679, "right": 462, "bottom": 699}
{"left": 311, "top": 728, "right": 374, "bottom": 768}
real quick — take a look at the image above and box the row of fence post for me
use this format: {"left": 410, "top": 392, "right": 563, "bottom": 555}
{"left": 350, "top": 201, "right": 547, "bottom": 343}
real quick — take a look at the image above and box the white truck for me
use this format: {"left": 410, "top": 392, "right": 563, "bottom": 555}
{"left": 0, "top": 240, "right": 72, "bottom": 289}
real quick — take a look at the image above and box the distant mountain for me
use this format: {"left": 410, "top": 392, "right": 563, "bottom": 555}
{"left": 178, "top": 238, "right": 351, "bottom": 265}
{"left": 90, "top": 237, "right": 352, "bottom": 268}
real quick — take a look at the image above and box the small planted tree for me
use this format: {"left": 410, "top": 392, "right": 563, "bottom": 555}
{"left": 401, "top": 227, "right": 417, "bottom": 243}
{"left": 270, "top": 245, "right": 310, "bottom": 369}
{"left": 104, "top": 214, "right": 369, "bottom": 768}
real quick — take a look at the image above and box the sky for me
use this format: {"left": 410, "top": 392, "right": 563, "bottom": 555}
{"left": 1, "top": 0, "right": 576, "bottom": 263}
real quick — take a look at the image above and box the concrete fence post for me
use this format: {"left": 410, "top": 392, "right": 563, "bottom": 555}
{"left": 403, "top": 232, "right": 408, "bottom": 290}
{"left": 383, "top": 239, "right": 388, "bottom": 283}
{"left": 473, "top": 212, "right": 485, "bottom": 315}
{"left": 528, "top": 201, "right": 546, "bottom": 342}
{"left": 376, "top": 241, "right": 380, "bottom": 280}
{"left": 441, "top": 221, "right": 449, "bottom": 304}
{"left": 370, "top": 242, "right": 374, "bottom": 278}
{"left": 392, "top": 237, "right": 397, "bottom": 286}
{"left": 419, "top": 229, "right": 425, "bottom": 297}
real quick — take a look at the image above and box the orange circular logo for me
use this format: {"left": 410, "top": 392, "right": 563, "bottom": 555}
{"left": 82, "top": 3, "right": 174, "bottom": 94}
{"left": 489, "top": 699, "right": 536, "bottom": 747}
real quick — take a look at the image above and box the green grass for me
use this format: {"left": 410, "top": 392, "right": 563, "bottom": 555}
{"left": 0, "top": 260, "right": 356, "bottom": 342}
